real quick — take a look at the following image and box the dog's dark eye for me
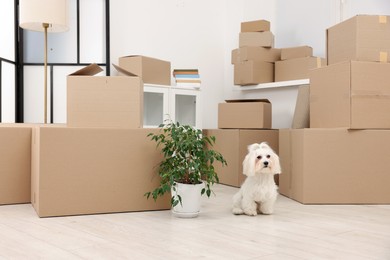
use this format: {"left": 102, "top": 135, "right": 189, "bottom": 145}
{"left": 257, "top": 156, "right": 262, "bottom": 159}
{"left": 266, "top": 155, "right": 271, "bottom": 158}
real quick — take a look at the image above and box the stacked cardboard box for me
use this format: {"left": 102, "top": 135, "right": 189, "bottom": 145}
{"left": 232, "top": 20, "right": 280, "bottom": 85}
{"left": 275, "top": 46, "right": 326, "bottom": 81}
{"left": 31, "top": 56, "right": 172, "bottom": 217}
{"left": 205, "top": 99, "right": 279, "bottom": 187}
{"left": 279, "top": 15, "right": 390, "bottom": 204}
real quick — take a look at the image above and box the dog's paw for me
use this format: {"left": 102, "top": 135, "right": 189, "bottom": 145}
{"left": 243, "top": 209, "right": 257, "bottom": 216}
{"left": 232, "top": 208, "right": 244, "bottom": 215}
{"left": 260, "top": 210, "right": 273, "bottom": 215}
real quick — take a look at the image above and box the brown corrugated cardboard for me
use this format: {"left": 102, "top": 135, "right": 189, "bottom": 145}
{"left": 31, "top": 126, "right": 170, "bottom": 217}
{"left": 241, "top": 20, "right": 270, "bottom": 32}
{"left": 204, "top": 129, "right": 279, "bottom": 187}
{"left": 281, "top": 46, "right": 313, "bottom": 60}
{"left": 0, "top": 124, "right": 32, "bottom": 204}
{"left": 231, "top": 47, "right": 281, "bottom": 64}
{"left": 275, "top": 56, "right": 326, "bottom": 81}
{"left": 119, "top": 55, "right": 171, "bottom": 85}
{"left": 279, "top": 128, "right": 390, "bottom": 204}
{"left": 218, "top": 99, "right": 272, "bottom": 129}
{"left": 239, "top": 32, "right": 274, "bottom": 48}
{"left": 67, "top": 64, "right": 143, "bottom": 128}
{"left": 234, "top": 60, "right": 274, "bottom": 85}
{"left": 310, "top": 61, "right": 390, "bottom": 129}
{"left": 292, "top": 85, "right": 310, "bottom": 129}
{"left": 327, "top": 15, "right": 390, "bottom": 65}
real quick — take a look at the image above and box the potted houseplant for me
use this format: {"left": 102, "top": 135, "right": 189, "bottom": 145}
{"left": 145, "top": 120, "right": 227, "bottom": 218}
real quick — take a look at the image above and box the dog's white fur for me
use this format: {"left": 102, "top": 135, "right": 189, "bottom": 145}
{"left": 232, "top": 142, "right": 281, "bottom": 216}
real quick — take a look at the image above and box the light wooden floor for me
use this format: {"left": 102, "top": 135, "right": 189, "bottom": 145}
{"left": 0, "top": 184, "right": 389, "bottom": 259}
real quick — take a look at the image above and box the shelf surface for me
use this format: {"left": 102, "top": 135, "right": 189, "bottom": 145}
{"left": 234, "top": 79, "right": 309, "bottom": 91}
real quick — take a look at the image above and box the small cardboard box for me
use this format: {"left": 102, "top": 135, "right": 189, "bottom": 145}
{"left": 234, "top": 60, "right": 274, "bottom": 85}
{"left": 0, "top": 124, "right": 32, "bottom": 204}
{"left": 31, "top": 126, "right": 170, "bottom": 217}
{"left": 231, "top": 47, "right": 281, "bottom": 64}
{"left": 281, "top": 46, "right": 313, "bottom": 60}
{"left": 275, "top": 56, "right": 326, "bottom": 81}
{"left": 310, "top": 61, "right": 390, "bottom": 129}
{"left": 218, "top": 99, "right": 272, "bottom": 129}
{"left": 204, "top": 129, "right": 279, "bottom": 187}
{"left": 67, "top": 64, "right": 143, "bottom": 128}
{"left": 119, "top": 55, "right": 171, "bottom": 85}
{"left": 239, "top": 32, "right": 274, "bottom": 48}
{"left": 279, "top": 128, "right": 390, "bottom": 204}
{"left": 327, "top": 15, "right": 390, "bottom": 65}
{"left": 241, "top": 19, "right": 270, "bottom": 32}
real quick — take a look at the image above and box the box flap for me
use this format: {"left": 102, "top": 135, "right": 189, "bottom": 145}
{"left": 225, "top": 99, "right": 270, "bottom": 103}
{"left": 69, "top": 64, "right": 103, "bottom": 76}
{"left": 112, "top": 64, "right": 138, "bottom": 77}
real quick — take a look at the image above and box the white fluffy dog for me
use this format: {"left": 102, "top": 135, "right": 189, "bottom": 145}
{"left": 232, "top": 142, "right": 281, "bottom": 216}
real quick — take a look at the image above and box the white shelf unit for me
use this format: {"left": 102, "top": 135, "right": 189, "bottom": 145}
{"left": 233, "top": 79, "right": 309, "bottom": 91}
{"left": 143, "top": 84, "right": 202, "bottom": 128}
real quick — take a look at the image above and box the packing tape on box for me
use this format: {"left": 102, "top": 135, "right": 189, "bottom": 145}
{"left": 316, "top": 57, "right": 322, "bottom": 68}
{"left": 379, "top": 16, "right": 387, "bottom": 24}
{"left": 380, "top": 52, "right": 388, "bottom": 63}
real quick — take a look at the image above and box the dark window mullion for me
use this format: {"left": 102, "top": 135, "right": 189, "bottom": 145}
{"left": 50, "top": 65, "right": 54, "bottom": 123}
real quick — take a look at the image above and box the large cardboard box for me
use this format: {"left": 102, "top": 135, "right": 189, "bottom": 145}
{"left": 31, "top": 126, "right": 170, "bottom": 217}
{"left": 204, "top": 129, "right": 279, "bottom": 187}
{"left": 279, "top": 128, "right": 390, "bottom": 204}
{"left": 292, "top": 85, "right": 310, "bottom": 129}
{"left": 231, "top": 47, "right": 281, "bottom": 64}
{"left": 67, "top": 64, "right": 143, "bottom": 128}
{"left": 234, "top": 60, "right": 274, "bottom": 85}
{"left": 239, "top": 32, "right": 274, "bottom": 48}
{"left": 0, "top": 124, "right": 32, "bottom": 204}
{"left": 218, "top": 99, "right": 272, "bottom": 129}
{"left": 119, "top": 55, "right": 171, "bottom": 85}
{"left": 327, "top": 15, "right": 390, "bottom": 65}
{"left": 275, "top": 56, "right": 326, "bottom": 81}
{"left": 310, "top": 61, "right": 390, "bottom": 129}
{"left": 281, "top": 46, "right": 313, "bottom": 60}
{"left": 241, "top": 19, "right": 270, "bottom": 32}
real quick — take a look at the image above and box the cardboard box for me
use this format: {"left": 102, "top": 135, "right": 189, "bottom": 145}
{"left": 218, "top": 99, "right": 272, "bottom": 129}
{"left": 279, "top": 128, "right": 390, "bottom": 204}
{"left": 239, "top": 32, "right": 274, "bottom": 48}
{"left": 327, "top": 15, "right": 390, "bottom": 65}
{"left": 31, "top": 126, "right": 170, "bottom": 217}
{"left": 231, "top": 47, "right": 281, "bottom": 64}
{"left": 292, "top": 85, "right": 310, "bottom": 129}
{"left": 310, "top": 61, "right": 390, "bottom": 129}
{"left": 234, "top": 60, "right": 274, "bottom": 85}
{"left": 204, "top": 129, "right": 279, "bottom": 187}
{"left": 119, "top": 55, "right": 171, "bottom": 85}
{"left": 275, "top": 56, "right": 326, "bottom": 81}
{"left": 0, "top": 124, "right": 32, "bottom": 204}
{"left": 241, "top": 19, "right": 270, "bottom": 32}
{"left": 67, "top": 64, "right": 143, "bottom": 128}
{"left": 281, "top": 46, "right": 313, "bottom": 60}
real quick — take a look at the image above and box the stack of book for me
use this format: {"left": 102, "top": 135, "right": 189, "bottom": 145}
{"left": 173, "top": 69, "right": 201, "bottom": 88}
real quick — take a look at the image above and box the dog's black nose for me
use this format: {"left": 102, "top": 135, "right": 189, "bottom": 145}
{"left": 263, "top": 161, "right": 269, "bottom": 166}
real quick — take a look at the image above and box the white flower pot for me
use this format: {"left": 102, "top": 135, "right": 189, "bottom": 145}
{"left": 171, "top": 182, "right": 204, "bottom": 218}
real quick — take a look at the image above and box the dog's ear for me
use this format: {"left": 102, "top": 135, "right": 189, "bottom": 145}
{"left": 271, "top": 152, "right": 282, "bottom": 175}
{"left": 243, "top": 149, "right": 257, "bottom": 177}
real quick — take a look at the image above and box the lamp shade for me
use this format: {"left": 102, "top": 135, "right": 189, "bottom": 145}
{"left": 19, "top": 0, "right": 69, "bottom": 33}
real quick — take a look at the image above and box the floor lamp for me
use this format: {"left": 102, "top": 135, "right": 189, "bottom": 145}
{"left": 19, "top": 0, "right": 69, "bottom": 123}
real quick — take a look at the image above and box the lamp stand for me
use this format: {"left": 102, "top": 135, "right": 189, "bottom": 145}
{"left": 43, "top": 22, "right": 49, "bottom": 124}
